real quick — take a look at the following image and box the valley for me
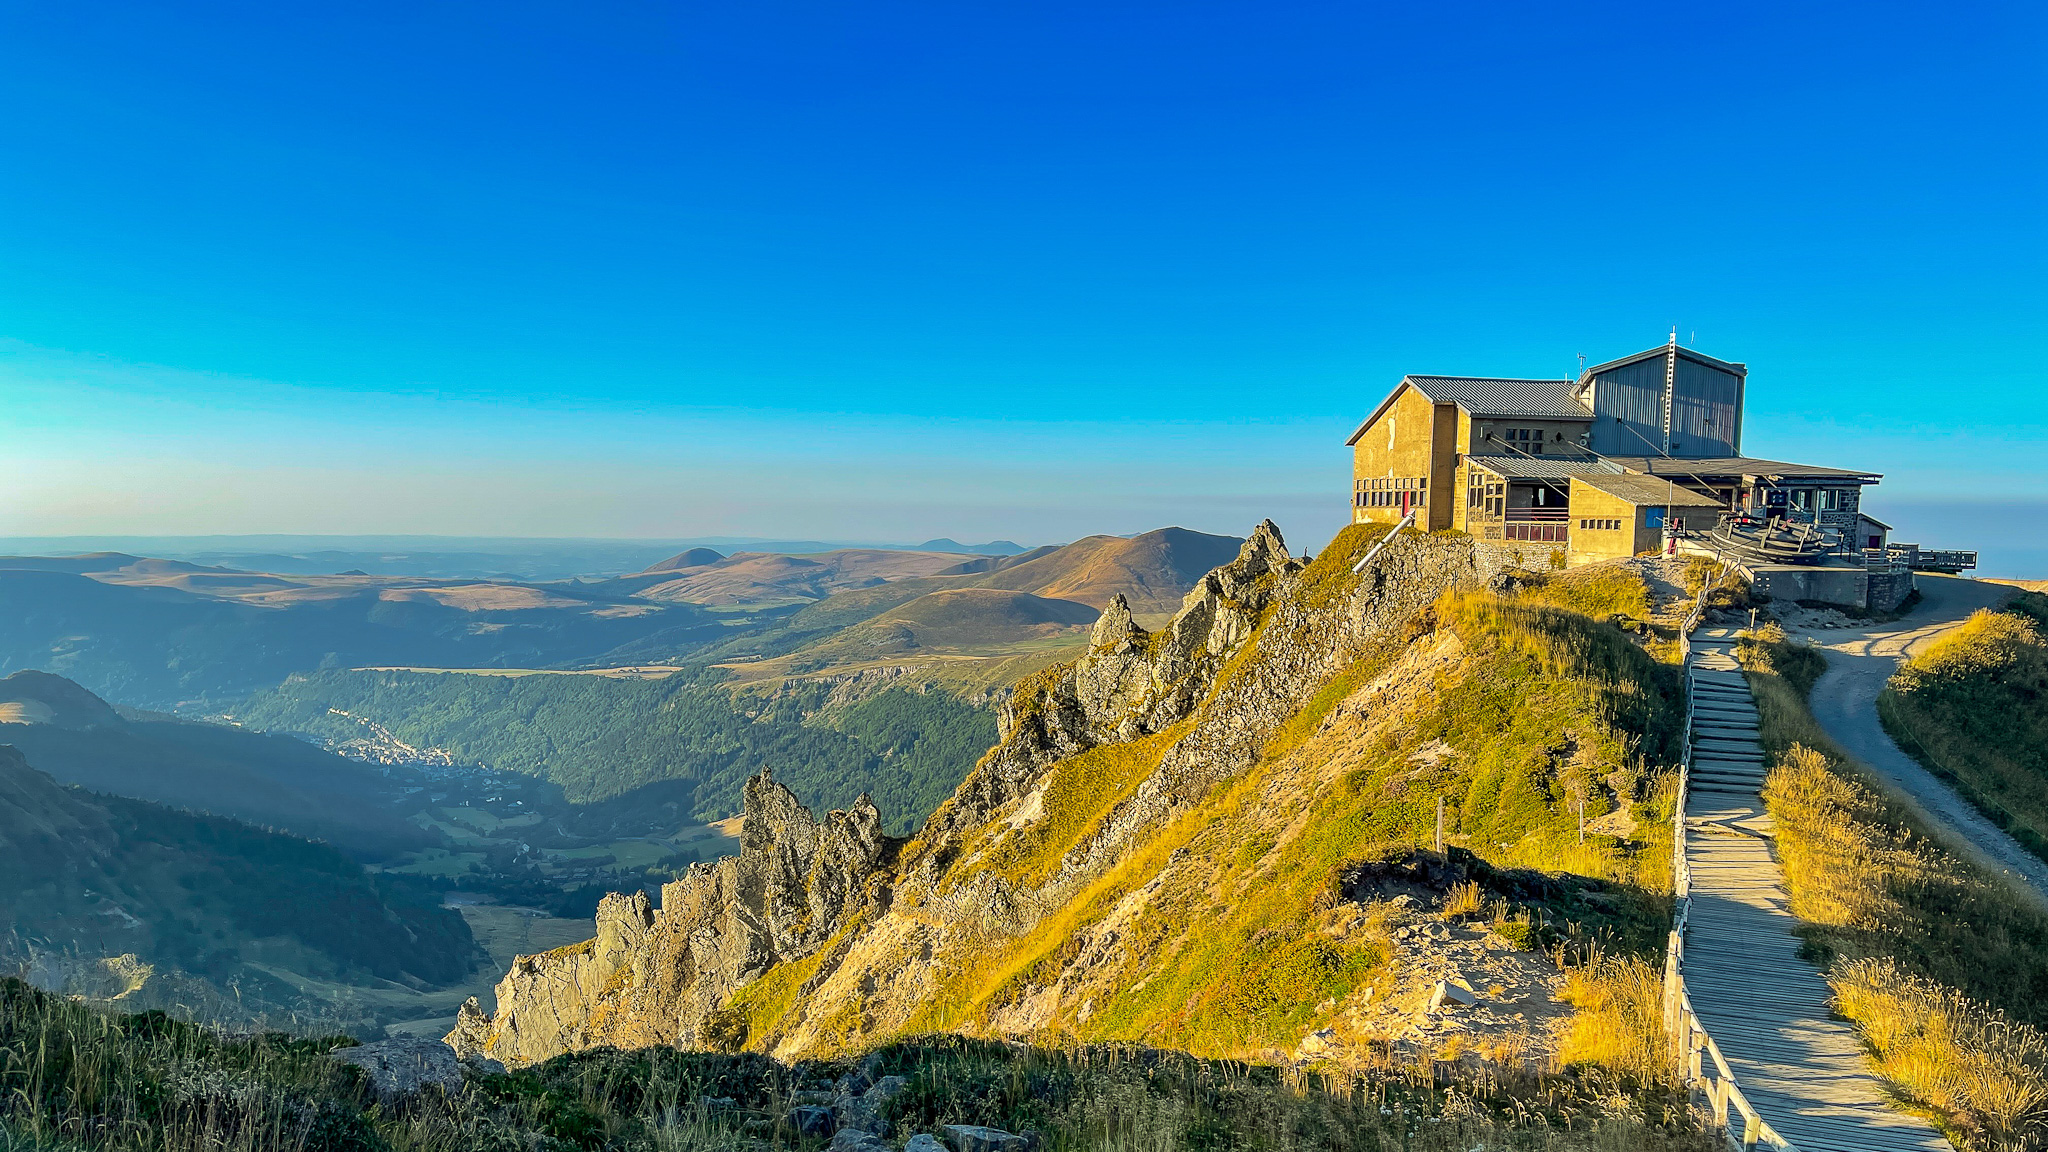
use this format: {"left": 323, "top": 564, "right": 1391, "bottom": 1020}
{"left": 0, "top": 529, "right": 1241, "bottom": 1044}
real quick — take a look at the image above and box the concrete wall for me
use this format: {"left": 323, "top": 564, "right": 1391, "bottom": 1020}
{"left": 1566, "top": 483, "right": 1642, "bottom": 566}
{"left": 1466, "top": 417, "right": 1590, "bottom": 457}
{"left": 1747, "top": 564, "right": 1869, "bottom": 610}
{"left": 1351, "top": 385, "right": 1451, "bottom": 528}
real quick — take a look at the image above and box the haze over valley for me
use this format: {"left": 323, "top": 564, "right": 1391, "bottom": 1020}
{"left": 0, "top": 527, "right": 1241, "bottom": 1037}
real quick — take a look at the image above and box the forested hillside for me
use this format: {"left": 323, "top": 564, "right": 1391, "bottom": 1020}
{"left": 0, "top": 747, "right": 476, "bottom": 1031}
{"left": 0, "top": 670, "right": 432, "bottom": 857}
{"left": 236, "top": 671, "right": 996, "bottom": 833}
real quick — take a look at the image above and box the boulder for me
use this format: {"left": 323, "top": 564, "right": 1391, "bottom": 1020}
{"left": 941, "top": 1123, "right": 1033, "bottom": 1152}
{"left": 830, "top": 1130, "right": 890, "bottom": 1152}
{"left": 905, "top": 1137, "right": 946, "bottom": 1152}
{"left": 329, "top": 1037, "right": 497, "bottom": 1103}
{"left": 790, "top": 1105, "right": 836, "bottom": 1137}
{"left": 835, "top": 1073, "right": 908, "bottom": 1136}
{"left": 1426, "top": 980, "right": 1477, "bottom": 1012}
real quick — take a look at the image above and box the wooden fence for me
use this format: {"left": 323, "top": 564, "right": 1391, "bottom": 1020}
{"left": 1663, "top": 562, "right": 1799, "bottom": 1151}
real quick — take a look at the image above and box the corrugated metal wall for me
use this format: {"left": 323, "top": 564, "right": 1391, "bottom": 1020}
{"left": 1585, "top": 357, "right": 1668, "bottom": 455}
{"left": 1585, "top": 353, "right": 1743, "bottom": 458}
{"left": 1669, "top": 357, "right": 1741, "bottom": 456}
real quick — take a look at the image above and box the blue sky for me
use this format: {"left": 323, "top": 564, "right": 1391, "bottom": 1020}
{"left": 2, "top": 1, "right": 2044, "bottom": 561}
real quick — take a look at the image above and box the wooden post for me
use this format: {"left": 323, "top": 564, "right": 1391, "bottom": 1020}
{"left": 1434, "top": 796, "right": 1445, "bottom": 854}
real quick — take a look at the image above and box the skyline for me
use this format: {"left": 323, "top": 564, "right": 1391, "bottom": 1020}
{"left": 3, "top": 2, "right": 2045, "bottom": 563}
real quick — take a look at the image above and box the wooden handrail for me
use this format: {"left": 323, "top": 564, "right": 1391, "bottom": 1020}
{"left": 1664, "top": 562, "right": 1799, "bottom": 1151}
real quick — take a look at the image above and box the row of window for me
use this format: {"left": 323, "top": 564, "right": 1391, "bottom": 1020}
{"left": 1497, "top": 427, "right": 1549, "bottom": 455}
{"left": 1503, "top": 523, "right": 1568, "bottom": 543}
{"left": 1579, "top": 518, "right": 1624, "bottom": 531}
{"left": 1355, "top": 476, "right": 1427, "bottom": 508}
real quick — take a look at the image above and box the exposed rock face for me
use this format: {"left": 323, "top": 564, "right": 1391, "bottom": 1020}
{"left": 329, "top": 1036, "right": 502, "bottom": 1102}
{"left": 459, "top": 522, "right": 1484, "bottom": 1065}
{"left": 451, "top": 770, "right": 888, "bottom": 1065}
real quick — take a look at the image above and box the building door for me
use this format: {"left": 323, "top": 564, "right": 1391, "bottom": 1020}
{"left": 1399, "top": 491, "right": 1411, "bottom": 517}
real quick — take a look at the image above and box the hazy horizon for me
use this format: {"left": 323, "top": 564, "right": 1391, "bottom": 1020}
{"left": 4, "top": 4, "right": 2045, "bottom": 551}
{"left": 4, "top": 494, "right": 2042, "bottom": 580}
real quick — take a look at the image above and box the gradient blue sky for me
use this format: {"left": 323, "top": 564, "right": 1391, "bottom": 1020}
{"left": 2, "top": 1, "right": 2044, "bottom": 559}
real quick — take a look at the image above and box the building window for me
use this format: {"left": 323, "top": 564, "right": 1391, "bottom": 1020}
{"left": 1501, "top": 427, "right": 1544, "bottom": 455}
{"left": 1577, "top": 518, "right": 1623, "bottom": 531}
{"left": 1791, "top": 489, "right": 1814, "bottom": 512}
{"left": 1820, "top": 489, "right": 1853, "bottom": 512}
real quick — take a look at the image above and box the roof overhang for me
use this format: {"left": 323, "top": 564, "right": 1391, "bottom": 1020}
{"left": 1579, "top": 343, "right": 1748, "bottom": 385}
{"left": 1604, "top": 456, "right": 1881, "bottom": 484}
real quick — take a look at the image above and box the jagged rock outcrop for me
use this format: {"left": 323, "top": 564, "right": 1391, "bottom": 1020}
{"left": 458, "top": 521, "right": 1488, "bottom": 1065}
{"left": 452, "top": 770, "right": 888, "bottom": 1065}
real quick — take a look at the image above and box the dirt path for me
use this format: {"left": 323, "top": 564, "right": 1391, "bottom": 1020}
{"left": 1794, "top": 573, "right": 2048, "bottom": 901}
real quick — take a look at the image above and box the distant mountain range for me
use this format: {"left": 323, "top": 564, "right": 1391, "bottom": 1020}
{"left": 0, "top": 535, "right": 1032, "bottom": 581}
{"left": 0, "top": 528, "right": 1241, "bottom": 708}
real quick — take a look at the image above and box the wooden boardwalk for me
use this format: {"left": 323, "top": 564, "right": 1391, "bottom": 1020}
{"left": 1677, "top": 632, "right": 1948, "bottom": 1151}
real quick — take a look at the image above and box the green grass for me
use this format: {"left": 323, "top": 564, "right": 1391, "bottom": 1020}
{"left": 905, "top": 581, "right": 1682, "bottom": 1062}
{"left": 1880, "top": 597, "right": 2048, "bottom": 859}
{"left": 969, "top": 729, "right": 1180, "bottom": 889}
{"left": 0, "top": 976, "right": 1713, "bottom": 1152}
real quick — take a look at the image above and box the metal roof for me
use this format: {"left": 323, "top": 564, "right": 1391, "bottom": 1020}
{"left": 1346, "top": 376, "right": 1590, "bottom": 444}
{"left": 1578, "top": 343, "right": 1748, "bottom": 383}
{"left": 1569, "top": 472, "right": 1724, "bottom": 507}
{"left": 1601, "top": 456, "right": 1882, "bottom": 482}
{"left": 1462, "top": 454, "right": 1619, "bottom": 480}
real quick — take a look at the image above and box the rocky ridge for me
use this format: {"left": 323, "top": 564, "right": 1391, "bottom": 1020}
{"left": 455, "top": 522, "right": 1501, "bottom": 1065}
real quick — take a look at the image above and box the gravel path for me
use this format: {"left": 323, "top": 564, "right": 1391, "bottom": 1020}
{"left": 1794, "top": 574, "right": 2048, "bottom": 902}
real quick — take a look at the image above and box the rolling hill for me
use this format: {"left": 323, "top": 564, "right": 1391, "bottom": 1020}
{"left": 804, "top": 588, "right": 1100, "bottom": 657}
{"left": 0, "top": 670, "right": 432, "bottom": 856}
{"left": 0, "top": 553, "right": 728, "bottom": 707}
{"left": 629, "top": 548, "right": 984, "bottom": 607}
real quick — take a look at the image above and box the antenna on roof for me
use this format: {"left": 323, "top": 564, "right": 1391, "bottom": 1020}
{"left": 1668, "top": 325, "right": 1678, "bottom": 346}
{"left": 1690, "top": 330, "right": 1697, "bottom": 346}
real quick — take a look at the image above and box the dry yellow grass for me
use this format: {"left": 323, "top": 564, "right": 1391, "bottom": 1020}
{"left": 1440, "top": 879, "right": 1484, "bottom": 919}
{"left": 1736, "top": 625, "right": 2048, "bottom": 1149}
{"left": 1555, "top": 955, "right": 1668, "bottom": 1083}
{"left": 1832, "top": 957, "right": 2048, "bottom": 1149}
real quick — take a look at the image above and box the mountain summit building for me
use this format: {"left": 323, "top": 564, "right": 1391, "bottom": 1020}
{"left": 1347, "top": 338, "right": 1888, "bottom": 568}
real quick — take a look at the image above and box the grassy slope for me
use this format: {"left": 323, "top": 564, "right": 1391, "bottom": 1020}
{"left": 747, "top": 537, "right": 1682, "bottom": 1074}
{"left": 1878, "top": 592, "right": 2048, "bottom": 858}
{"left": 0, "top": 977, "right": 1712, "bottom": 1152}
{"left": 1738, "top": 624, "right": 2048, "bottom": 1148}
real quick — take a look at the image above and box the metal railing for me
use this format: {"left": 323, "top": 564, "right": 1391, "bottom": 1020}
{"left": 1664, "top": 562, "right": 1799, "bottom": 1151}
{"left": 1504, "top": 507, "right": 1570, "bottom": 522}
